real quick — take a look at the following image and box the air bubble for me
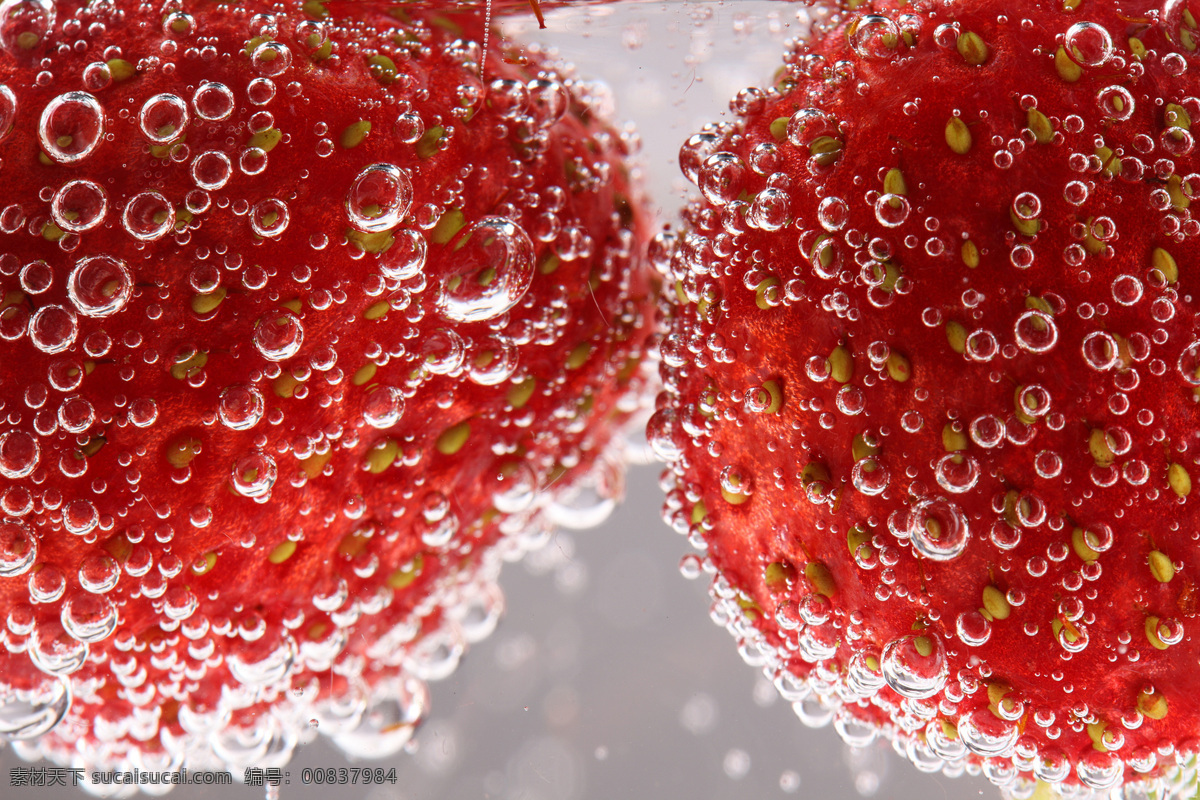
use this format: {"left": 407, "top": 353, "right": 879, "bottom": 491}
{"left": 957, "top": 708, "right": 1019, "bottom": 757}
{"left": 230, "top": 452, "right": 277, "bottom": 498}
{"left": 1111, "top": 274, "right": 1143, "bottom": 306}
{"left": 880, "top": 634, "right": 948, "bottom": 699}
{"left": 68, "top": 255, "right": 132, "bottom": 318}
{"left": 1014, "top": 310, "right": 1057, "bottom": 353}
{"left": 908, "top": 497, "right": 970, "bottom": 560}
{"left": 218, "top": 385, "right": 265, "bottom": 430}
{"left": 0, "top": 0, "right": 53, "bottom": 52}
{"left": 28, "top": 305, "right": 77, "bottom": 353}
{"left": 250, "top": 199, "right": 289, "bottom": 237}
{"left": 347, "top": 163, "right": 413, "bottom": 233}
{"left": 0, "top": 83, "right": 14, "bottom": 143}
{"left": 138, "top": 93, "right": 188, "bottom": 143}
{"left": 192, "top": 150, "right": 232, "bottom": 190}
{"left": 39, "top": 92, "right": 105, "bottom": 164}
{"left": 363, "top": 387, "right": 405, "bottom": 429}
{"left": 1097, "top": 85, "right": 1134, "bottom": 121}
{"left": 1064, "top": 22, "right": 1113, "bottom": 67}
{"left": 0, "top": 518, "right": 36, "bottom": 576}
{"left": 50, "top": 180, "right": 106, "bottom": 233}
{"left": 847, "top": 15, "right": 900, "bottom": 59}
{"left": 193, "top": 81, "right": 235, "bottom": 121}
{"left": 122, "top": 192, "right": 174, "bottom": 241}
{"left": 874, "top": 194, "right": 910, "bottom": 227}
{"left": 251, "top": 40, "right": 292, "bottom": 76}
{"left": 437, "top": 217, "right": 534, "bottom": 323}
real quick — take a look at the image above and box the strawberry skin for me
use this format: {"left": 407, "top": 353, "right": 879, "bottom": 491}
{"left": 655, "top": 0, "right": 1200, "bottom": 794}
{"left": 0, "top": 0, "right": 655, "bottom": 775}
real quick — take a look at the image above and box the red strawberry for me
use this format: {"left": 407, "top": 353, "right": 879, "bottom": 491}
{"left": 654, "top": 0, "right": 1200, "bottom": 794}
{"left": 0, "top": 0, "right": 655, "bottom": 777}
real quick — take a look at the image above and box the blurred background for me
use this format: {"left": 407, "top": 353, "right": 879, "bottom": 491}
{"left": 3, "top": 2, "right": 998, "bottom": 798}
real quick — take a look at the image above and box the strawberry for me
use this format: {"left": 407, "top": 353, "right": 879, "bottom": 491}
{"left": 0, "top": 0, "right": 655, "bottom": 778}
{"left": 653, "top": 0, "right": 1200, "bottom": 794}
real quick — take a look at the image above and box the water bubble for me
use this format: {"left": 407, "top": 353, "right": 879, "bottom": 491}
{"left": 0, "top": 518, "right": 36, "bottom": 576}
{"left": 28, "top": 565, "right": 64, "bottom": 603}
{"left": 1082, "top": 331, "right": 1119, "bottom": 370}
{"left": 39, "top": 92, "right": 105, "bottom": 164}
{"left": 347, "top": 163, "right": 413, "bottom": 233}
{"left": 139, "top": 93, "right": 188, "bottom": 143}
{"left": 1111, "top": 274, "right": 1143, "bottom": 305}
{"left": 698, "top": 152, "right": 747, "bottom": 205}
{"left": 1077, "top": 752, "right": 1123, "bottom": 790}
{"left": 250, "top": 198, "right": 289, "bottom": 237}
{"left": 0, "top": 0, "right": 53, "bottom": 52}
{"left": 30, "top": 622, "right": 88, "bottom": 675}
{"left": 1178, "top": 341, "right": 1200, "bottom": 384}
{"left": 19, "top": 260, "right": 50, "bottom": 294}
{"left": 787, "top": 108, "right": 837, "bottom": 148}
{"left": 231, "top": 452, "right": 278, "bottom": 498}
{"left": 247, "top": 77, "right": 276, "bottom": 105}
{"left": 28, "top": 305, "right": 77, "bottom": 353}
{"left": 748, "top": 188, "right": 791, "bottom": 231}
{"left": 239, "top": 146, "right": 268, "bottom": 175}
{"left": 1064, "top": 180, "right": 1088, "bottom": 205}
{"left": 218, "top": 385, "right": 265, "bottom": 430}
{"left": 420, "top": 328, "right": 466, "bottom": 375}
{"left": 57, "top": 395, "right": 94, "bottom": 434}
{"left": 127, "top": 397, "right": 157, "bottom": 427}
{"left": 851, "top": 458, "right": 890, "bottom": 496}
{"left": 68, "top": 255, "right": 132, "bottom": 318}
{"left": 527, "top": 78, "right": 568, "bottom": 128}
{"left": 363, "top": 386, "right": 405, "bottom": 429}
{"left": 253, "top": 312, "right": 304, "bottom": 361}
{"left": 437, "top": 217, "right": 534, "bottom": 323}
{"left": 50, "top": 180, "right": 106, "bottom": 232}
{"left": 1097, "top": 85, "right": 1134, "bottom": 121}
{"left": 251, "top": 40, "right": 292, "bottom": 76}
{"left": 935, "top": 453, "right": 980, "bottom": 493}
{"left": 192, "top": 150, "right": 232, "bottom": 190}
{"left": 381, "top": 229, "right": 427, "bottom": 281}
{"left": 1064, "top": 22, "right": 1113, "bottom": 66}
{"left": 1014, "top": 310, "right": 1057, "bottom": 353}
{"left": 957, "top": 708, "right": 1019, "bottom": 757}
{"left": 847, "top": 14, "right": 900, "bottom": 59}
{"left": 61, "top": 593, "right": 117, "bottom": 642}
{"left": 908, "top": 497, "right": 970, "bottom": 560}
{"left": 817, "top": 197, "right": 849, "bottom": 231}
{"left": 193, "top": 80, "right": 235, "bottom": 121}
{"left": 122, "top": 192, "right": 174, "bottom": 241}
{"left": 0, "top": 675, "right": 70, "bottom": 739}
{"left": 956, "top": 611, "right": 992, "bottom": 646}
{"left": 964, "top": 329, "right": 998, "bottom": 362}
{"left": 881, "top": 633, "right": 948, "bottom": 699}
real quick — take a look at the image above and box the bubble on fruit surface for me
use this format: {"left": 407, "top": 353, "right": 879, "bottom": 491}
{"left": 437, "top": 217, "right": 534, "bottom": 323}
{"left": 908, "top": 497, "right": 970, "bottom": 560}
{"left": 38, "top": 92, "right": 104, "bottom": 164}
{"left": 847, "top": 14, "right": 900, "bottom": 59}
{"left": 192, "top": 80, "right": 235, "bottom": 121}
{"left": 330, "top": 681, "right": 429, "bottom": 759}
{"left": 228, "top": 636, "right": 297, "bottom": 687}
{"left": 122, "top": 192, "right": 174, "bottom": 241}
{"left": 1097, "top": 85, "right": 1134, "bottom": 121}
{"left": 0, "top": 518, "right": 35, "bottom": 576}
{"left": 1082, "top": 331, "right": 1119, "bottom": 370}
{"left": 29, "top": 623, "right": 88, "bottom": 676}
{"left": 251, "top": 40, "right": 292, "bottom": 77}
{"left": 0, "top": 675, "right": 71, "bottom": 739}
{"left": 67, "top": 255, "right": 132, "bottom": 318}
{"left": 362, "top": 386, "right": 405, "bottom": 429}
{"left": 192, "top": 150, "right": 232, "bottom": 190}
{"left": 57, "top": 396, "right": 94, "bottom": 435}
{"left": 253, "top": 312, "right": 304, "bottom": 361}
{"left": 1064, "top": 21, "right": 1113, "bottom": 66}
{"left": 378, "top": 228, "right": 427, "bottom": 281}
{"left": 1014, "top": 310, "right": 1057, "bottom": 353}
{"left": 0, "top": 430, "right": 38, "bottom": 478}
{"left": 957, "top": 708, "right": 1019, "bottom": 757}
{"left": 1177, "top": 341, "right": 1200, "bottom": 384}
{"left": 748, "top": 187, "right": 791, "bottom": 231}
{"left": 817, "top": 196, "right": 849, "bottom": 231}
{"left": 138, "top": 93, "right": 188, "bottom": 143}
{"left": 346, "top": 163, "right": 413, "bottom": 234}
{"left": 851, "top": 458, "right": 889, "bottom": 496}
{"left": 875, "top": 194, "right": 909, "bottom": 227}
{"left": 250, "top": 199, "right": 289, "bottom": 237}
{"left": 230, "top": 452, "right": 277, "bottom": 499}
{"left": 50, "top": 180, "right": 106, "bottom": 233}
{"left": 0, "top": 0, "right": 52, "bottom": 52}
{"left": 218, "top": 385, "right": 265, "bottom": 430}
{"left": 28, "top": 565, "right": 64, "bottom": 603}
{"left": 955, "top": 611, "right": 991, "bottom": 646}
{"left": 935, "top": 453, "right": 980, "bottom": 493}
{"left": 0, "top": 83, "right": 15, "bottom": 143}
{"left": 60, "top": 593, "right": 117, "bottom": 643}
{"left": 1076, "top": 752, "right": 1123, "bottom": 790}
{"left": 28, "top": 305, "right": 77, "bottom": 354}
{"left": 880, "top": 633, "right": 948, "bottom": 699}
{"left": 698, "top": 152, "right": 747, "bottom": 205}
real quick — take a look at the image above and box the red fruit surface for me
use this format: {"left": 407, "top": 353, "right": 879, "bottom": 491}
{"left": 654, "top": 0, "right": 1200, "bottom": 794}
{"left": 0, "top": 0, "right": 656, "bottom": 778}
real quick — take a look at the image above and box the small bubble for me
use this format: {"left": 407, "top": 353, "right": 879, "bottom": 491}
{"left": 249, "top": 199, "right": 289, "bottom": 237}
{"left": 51, "top": 180, "right": 106, "bottom": 232}
{"left": 192, "top": 150, "right": 232, "bottom": 190}
{"left": 122, "top": 192, "right": 174, "bottom": 241}
{"left": 230, "top": 452, "right": 277, "bottom": 498}
{"left": 218, "top": 385, "right": 265, "bottom": 430}
{"left": 193, "top": 80, "right": 235, "bottom": 121}
{"left": 39, "top": 91, "right": 105, "bottom": 163}
{"left": 138, "top": 93, "right": 188, "bottom": 143}
{"left": 347, "top": 163, "right": 413, "bottom": 233}
{"left": 68, "top": 255, "right": 132, "bottom": 318}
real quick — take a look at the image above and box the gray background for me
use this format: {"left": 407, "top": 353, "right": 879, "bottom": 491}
{"left": 3, "top": 3, "right": 995, "bottom": 798}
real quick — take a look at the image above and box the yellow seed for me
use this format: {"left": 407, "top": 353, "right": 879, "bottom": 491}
{"left": 367, "top": 439, "right": 399, "bottom": 474}
{"left": 347, "top": 228, "right": 394, "bottom": 254}
{"left": 847, "top": 525, "right": 873, "bottom": 560}
{"left": 191, "top": 287, "right": 227, "bottom": 315}
{"left": 1168, "top": 174, "right": 1191, "bottom": 211}
{"left": 1145, "top": 616, "right": 1170, "bottom": 650}
{"left": 268, "top": 541, "right": 297, "bottom": 564}
{"left": 1169, "top": 462, "right": 1192, "bottom": 498}
{"left": 720, "top": 471, "right": 750, "bottom": 505}
{"left": 1167, "top": 102, "right": 1193, "bottom": 134}
{"left": 352, "top": 362, "right": 377, "bottom": 386}
{"left": 1137, "top": 688, "right": 1169, "bottom": 720}
{"left": 1129, "top": 36, "right": 1146, "bottom": 59}
{"left": 1088, "top": 428, "right": 1116, "bottom": 467}
{"left": 691, "top": 500, "right": 708, "bottom": 525}
{"left": 1010, "top": 205, "right": 1041, "bottom": 237}
{"left": 913, "top": 636, "right": 933, "bottom": 658}
{"left": 165, "top": 436, "right": 202, "bottom": 468}
{"left": 192, "top": 551, "right": 218, "bottom": 575}
{"left": 300, "top": 450, "right": 332, "bottom": 479}
{"left": 1086, "top": 721, "right": 1108, "bottom": 752}
{"left": 1072, "top": 527, "right": 1102, "bottom": 562}
{"left": 566, "top": 342, "right": 592, "bottom": 370}
{"left": 368, "top": 54, "right": 397, "bottom": 84}
{"left": 340, "top": 120, "right": 372, "bottom": 149}
{"left": 945, "top": 116, "right": 972, "bottom": 154}
{"left": 1149, "top": 550, "right": 1176, "bottom": 583}
{"left": 769, "top": 116, "right": 789, "bottom": 142}
{"left": 169, "top": 351, "right": 207, "bottom": 381}
{"left": 809, "top": 136, "right": 843, "bottom": 166}
{"left": 886, "top": 352, "right": 910, "bottom": 382}
{"left": 248, "top": 127, "right": 282, "bottom": 152}
{"left": 945, "top": 321, "right": 967, "bottom": 354}
{"left": 960, "top": 239, "right": 980, "bottom": 268}
{"left": 1186, "top": 28, "right": 1199, "bottom": 52}
{"left": 883, "top": 168, "right": 907, "bottom": 196}
{"left": 507, "top": 377, "right": 537, "bottom": 409}
{"left": 1055, "top": 45, "right": 1083, "bottom": 82}
{"left": 303, "top": 0, "right": 329, "bottom": 18}
{"left": 437, "top": 421, "right": 471, "bottom": 455}
{"left": 387, "top": 553, "right": 425, "bottom": 590}
{"left": 956, "top": 31, "right": 989, "bottom": 65}
{"left": 986, "top": 681, "right": 1011, "bottom": 708}
{"left": 1152, "top": 247, "right": 1179, "bottom": 284}
{"left": 801, "top": 462, "right": 831, "bottom": 487}
{"left": 273, "top": 373, "right": 300, "bottom": 399}
{"left": 363, "top": 300, "right": 389, "bottom": 320}
{"left": 107, "top": 58, "right": 134, "bottom": 82}
{"left": 982, "top": 585, "right": 1010, "bottom": 620}
{"left": 1027, "top": 108, "right": 1054, "bottom": 144}
{"left": 416, "top": 125, "right": 447, "bottom": 159}
{"left": 941, "top": 423, "right": 967, "bottom": 452}
{"left": 852, "top": 433, "right": 880, "bottom": 462}
{"left": 763, "top": 561, "right": 795, "bottom": 590}
{"left": 755, "top": 276, "right": 780, "bottom": 310}
{"left": 1095, "top": 146, "right": 1121, "bottom": 178}
{"left": 805, "top": 561, "right": 836, "bottom": 597}
{"left": 828, "top": 345, "right": 854, "bottom": 384}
